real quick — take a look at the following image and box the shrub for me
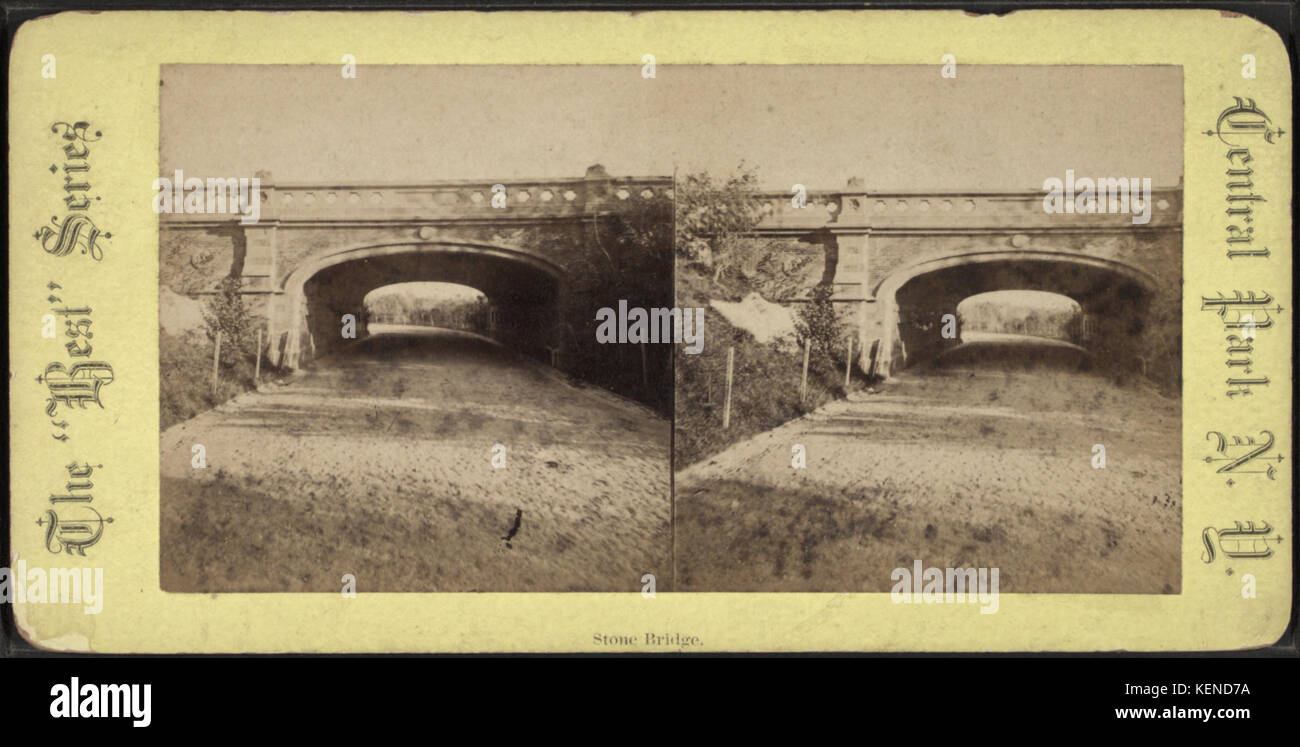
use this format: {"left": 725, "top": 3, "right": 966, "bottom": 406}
{"left": 674, "top": 265, "right": 847, "bottom": 466}
{"left": 202, "top": 277, "right": 259, "bottom": 370}
{"left": 162, "top": 280, "right": 278, "bottom": 429}
{"left": 794, "top": 283, "right": 845, "bottom": 361}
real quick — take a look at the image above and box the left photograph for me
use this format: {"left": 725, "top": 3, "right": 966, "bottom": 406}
{"left": 157, "top": 65, "right": 674, "bottom": 592}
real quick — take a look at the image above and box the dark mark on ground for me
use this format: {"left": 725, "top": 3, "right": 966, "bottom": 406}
{"left": 503, "top": 507, "right": 523, "bottom": 548}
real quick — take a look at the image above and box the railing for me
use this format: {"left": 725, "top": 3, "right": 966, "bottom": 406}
{"left": 160, "top": 171, "right": 673, "bottom": 224}
{"left": 747, "top": 188, "right": 1183, "bottom": 232}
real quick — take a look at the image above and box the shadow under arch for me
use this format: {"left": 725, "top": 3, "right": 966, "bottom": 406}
{"left": 870, "top": 250, "right": 1158, "bottom": 376}
{"left": 273, "top": 240, "right": 566, "bottom": 369}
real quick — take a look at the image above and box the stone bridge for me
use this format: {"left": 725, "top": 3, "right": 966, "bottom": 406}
{"left": 160, "top": 166, "right": 673, "bottom": 381}
{"left": 749, "top": 179, "right": 1183, "bottom": 377}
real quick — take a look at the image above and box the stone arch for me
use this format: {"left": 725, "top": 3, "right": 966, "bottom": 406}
{"left": 870, "top": 250, "right": 1157, "bottom": 376}
{"left": 271, "top": 240, "right": 566, "bottom": 368}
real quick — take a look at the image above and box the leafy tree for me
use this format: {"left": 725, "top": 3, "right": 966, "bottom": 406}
{"left": 675, "top": 165, "right": 764, "bottom": 284}
{"left": 202, "top": 276, "right": 258, "bottom": 369}
{"left": 794, "top": 283, "right": 845, "bottom": 361}
{"left": 543, "top": 190, "right": 675, "bottom": 413}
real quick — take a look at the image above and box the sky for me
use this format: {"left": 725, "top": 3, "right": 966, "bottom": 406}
{"left": 161, "top": 64, "right": 1183, "bottom": 192}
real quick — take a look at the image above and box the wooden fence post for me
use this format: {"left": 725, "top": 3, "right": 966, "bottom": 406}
{"left": 800, "top": 337, "right": 811, "bottom": 403}
{"left": 844, "top": 334, "right": 853, "bottom": 389}
{"left": 722, "top": 346, "right": 735, "bottom": 429}
{"left": 211, "top": 330, "right": 223, "bottom": 393}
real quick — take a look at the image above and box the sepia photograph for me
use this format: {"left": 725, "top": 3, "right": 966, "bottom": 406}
{"left": 156, "top": 64, "right": 1186, "bottom": 596}
{"left": 670, "top": 66, "right": 1184, "bottom": 594}
{"left": 156, "top": 65, "right": 675, "bottom": 592}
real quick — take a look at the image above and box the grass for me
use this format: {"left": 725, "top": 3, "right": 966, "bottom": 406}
{"left": 674, "top": 264, "right": 857, "bottom": 467}
{"left": 160, "top": 329, "right": 287, "bottom": 429}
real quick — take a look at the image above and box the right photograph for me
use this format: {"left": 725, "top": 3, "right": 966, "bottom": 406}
{"left": 672, "top": 65, "right": 1184, "bottom": 594}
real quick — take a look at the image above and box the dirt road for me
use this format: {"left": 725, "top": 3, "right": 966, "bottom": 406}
{"left": 161, "top": 328, "right": 670, "bottom": 593}
{"left": 675, "top": 352, "right": 1182, "bottom": 593}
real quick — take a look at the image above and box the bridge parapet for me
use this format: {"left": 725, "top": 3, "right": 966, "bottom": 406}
{"left": 160, "top": 167, "right": 673, "bottom": 226}
{"left": 752, "top": 187, "right": 1182, "bottom": 234}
